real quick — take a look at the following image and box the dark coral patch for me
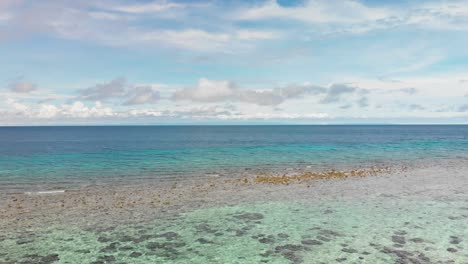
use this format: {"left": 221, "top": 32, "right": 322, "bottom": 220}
{"left": 234, "top": 213, "right": 264, "bottom": 221}
{"left": 156, "top": 232, "right": 180, "bottom": 240}
{"left": 196, "top": 238, "right": 214, "bottom": 244}
{"left": 391, "top": 235, "right": 406, "bottom": 244}
{"left": 341, "top": 248, "right": 357, "bottom": 253}
{"left": 449, "top": 236, "right": 462, "bottom": 245}
{"left": 316, "top": 236, "right": 331, "bottom": 242}
{"left": 318, "top": 229, "right": 342, "bottom": 237}
{"left": 129, "top": 252, "right": 142, "bottom": 258}
{"left": 258, "top": 235, "right": 275, "bottom": 244}
{"left": 274, "top": 244, "right": 311, "bottom": 264}
{"left": 409, "top": 238, "right": 424, "bottom": 243}
{"left": 195, "top": 223, "right": 217, "bottom": 234}
{"left": 146, "top": 241, "right": 186, "bottom": 250}
{"left": 301, "top": 239, "right": 322, "bottom": 246}
{"left": 97, "top": 236, "right": 111, "bottom": 243}
{"left": 381, "top": 247, "right": 431, "bottom": 263}
{"left": 119, "top": 245, "right": 134, "bottom": 251}
{"left": 100, "top": 242, "right": 120, "bottom": 253}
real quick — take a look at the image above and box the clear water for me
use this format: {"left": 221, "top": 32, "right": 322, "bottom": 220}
{"left": 2, "top": 195, "right": 467, "bottom": 263}
{"left": 1, "top": 125, "right": 467, "bottom": 263}
{"left": 1, "top": 125, "right": 468, "bottom": 192}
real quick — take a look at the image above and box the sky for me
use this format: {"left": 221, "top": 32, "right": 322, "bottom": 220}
{"left": 1, "top": 0, "right": 468, "bottom": 125}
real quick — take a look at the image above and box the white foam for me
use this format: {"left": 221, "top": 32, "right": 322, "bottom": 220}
{"left": 25, "top": 190, "right": 65, "bottom": 195}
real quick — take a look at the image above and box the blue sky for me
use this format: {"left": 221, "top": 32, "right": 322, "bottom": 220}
{"left": 1, "top": 0, "right": 468, "bottom": 125}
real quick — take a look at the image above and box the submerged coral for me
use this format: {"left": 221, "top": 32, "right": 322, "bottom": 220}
{"left": 254, "top": 167, "right": 390, "bottom": 185}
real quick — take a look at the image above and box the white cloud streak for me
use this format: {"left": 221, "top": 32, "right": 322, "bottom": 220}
{"left": 235, "top": 0, "right": 468, "bottom": 33}
{"left": 1, "top": 1, "right": 280, "bottom": 52}
{"left": 112, "top": 1, "right": 185, "bottom": 14}
{"left": 235, "top": 0, "right": 390, "bottom": 24}
{"left": 2, "top": 100, "right": 114, "bottom": 120}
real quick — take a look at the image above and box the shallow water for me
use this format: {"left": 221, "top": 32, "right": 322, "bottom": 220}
{"left": 1, "top": 125, "right": 468, "bottom": 192}
{"left": 2, "top": 197, "right": 467, "bottom": 263}
{"left": 1, "top": 126, "right": 467, "bottom": 263}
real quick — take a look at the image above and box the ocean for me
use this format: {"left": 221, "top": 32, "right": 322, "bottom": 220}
{"left": 1, "top": 125, "right": 467, "bottom": 192}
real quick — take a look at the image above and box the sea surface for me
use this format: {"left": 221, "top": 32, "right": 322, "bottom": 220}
{"left": 1, "top": 125, "right": 468, "bottom": 192}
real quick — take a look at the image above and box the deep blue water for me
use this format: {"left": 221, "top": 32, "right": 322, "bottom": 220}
{"left": 1, "top": 125, "right": 467, "bottom": 191}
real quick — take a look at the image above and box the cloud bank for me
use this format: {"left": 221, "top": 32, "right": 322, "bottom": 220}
{"left": 77, "top": 78, "right": 160, "bottom": 105}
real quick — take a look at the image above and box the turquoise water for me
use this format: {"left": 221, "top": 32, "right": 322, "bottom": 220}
{"left": 2, "top": 198, "right": 467, "bottom": 263}
{"left": 1, "top": 126, "right": 467, "bottom": 263}
{"left": 1, "top": 125, "right": 467, "bottom": 191}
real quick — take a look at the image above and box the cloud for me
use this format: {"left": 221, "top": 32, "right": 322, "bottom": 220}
{"left": 8, "top": 80, "right": 37, "bottom": 93}
{"left": 1, "top": 1, "right": 280, "bottom": 52}
{"left": 0, "top": 99, "right": 329, "bottom": 123}
{"left": 172, "top": 79, "right": 374, "bottom": 107}
{"left": 357, "top": 97, "right": 369, "bottom": 108}
{"left": 234, "top": 0, "right": 468, "bottom": 34}
{"left": 78, "top": 78, "right": 127, "bottom": 101}
{"left": 112, "top": 1, "right": 185, "bottom": 14}
{"left": 127, "top": 105, "right": 329, "bottom": 120}
{"left": 133, "top": 29, "right": 280, "bottom": 51}
{"left": 123, "top": 86, "right": 160, "bottom": 105}
{"left": 383, "top": 56, "right": 442, "bottom": 76}
{"left": 339, "top": 104, "right": 352, "bottom": 109}
{"left": 235, "top": 0, "right": 389, "bottom": 24}
{"left": 397, "top": 88, "right": 418, "bottom": 94}
{"left": 37, "top": 101, "right": 114, "bottom": 119}
{"left": 408, "top": 104, "right": 426, "bottom": 111}
{"left": 172, "top": 78, "right": 325, "bottom": 106}
{"left": 2, "top": 100, "right": 114, "bottom": 120}
{"left": 458, "top": 104, "right": 468, "bottom": 112}
{"left": 77, "top": 78, "right": 161, "bottom": 105}
{"left": 320, "top": 83, "right": 356, "bottom": 103}
{"left": 371, "top": 87, "right": 418, "bottom": 95}
{"left": 3, "top": 0, "right": 468, "bottom": 57}
{"left": 173, "top": 79, "right": 237, "bottom": 103}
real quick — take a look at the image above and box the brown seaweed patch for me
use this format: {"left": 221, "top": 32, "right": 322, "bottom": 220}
{"left": 254, "top": 167, "right": 389, "bottom": 185}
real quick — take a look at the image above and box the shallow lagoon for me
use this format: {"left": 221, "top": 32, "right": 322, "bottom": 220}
{"left": 1, "top": 161, "right": 467, "bottom": 263}
{"left": 2, "top": 199, "right": 467, "bottom": 263}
